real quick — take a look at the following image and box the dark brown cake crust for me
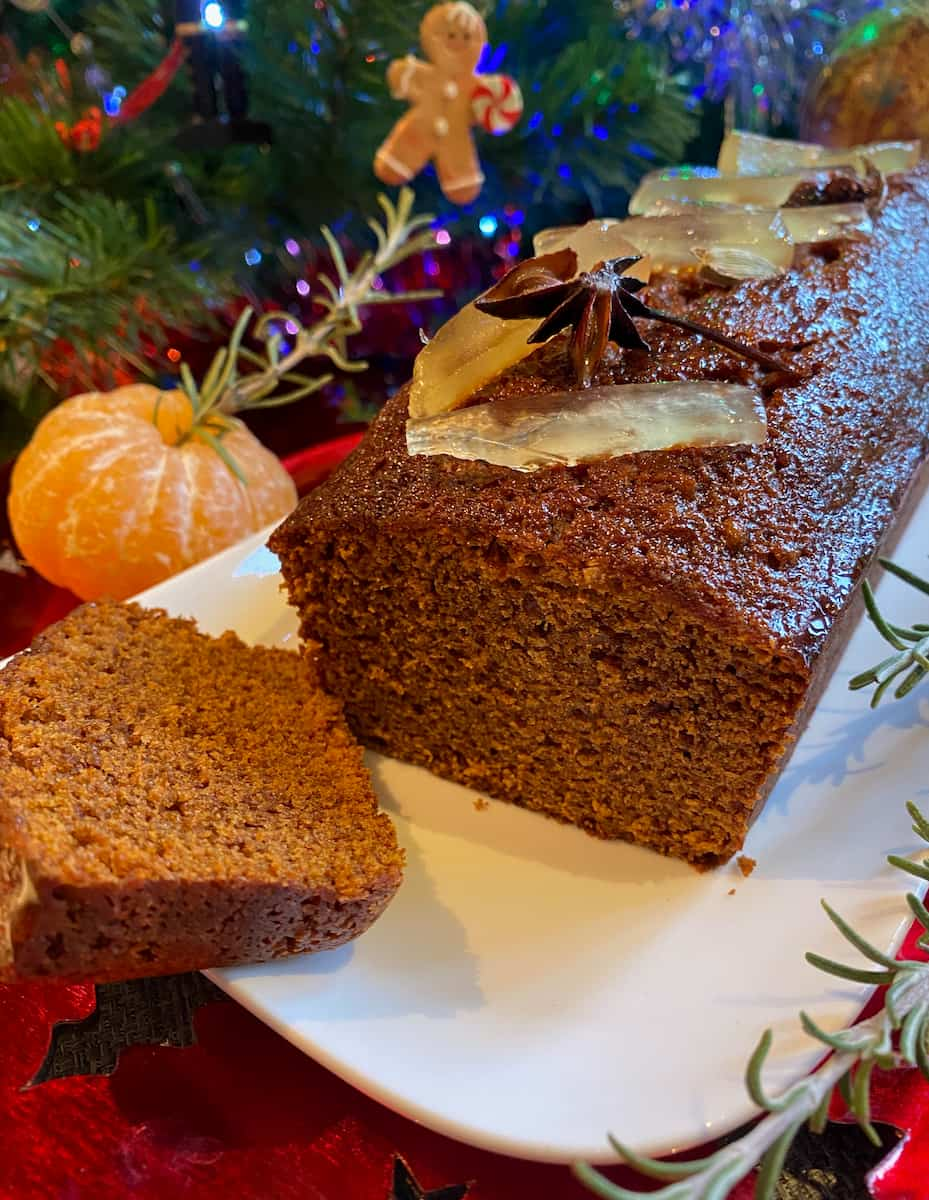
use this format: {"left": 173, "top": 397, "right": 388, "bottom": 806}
{"left": 784, "top": 166, "right": 879, "bottom": 207}
{"left": 0, "top": 602, "right": 404, "bottom": 981}
{"left": 271, "top": 165, "right": 929, "bottom": 867}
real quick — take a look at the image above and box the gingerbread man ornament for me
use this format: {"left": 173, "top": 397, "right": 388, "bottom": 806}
{"left": 375, "top": 2, "right": 520, "bottom": 205}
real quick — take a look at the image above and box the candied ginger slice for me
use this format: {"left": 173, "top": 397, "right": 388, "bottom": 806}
{"left": 629, "top": 167, "right": 823, "bottom": 216}
{"left": 554, "top": 212, "right": 792, "bottom": 278}
{"left": 531, "top": 220, "right": 650, "bottom": 272}
{"left": 779, "top": 203, "right": 873, "bottom": 245}
{"left": 409, "top": 232, "right": 647, "bottom": 420}
{"left": 406, "top": 382, "right": 767, "bottom": 471}
{"left": 717, "top": 129, "right": 920, "bottom": 178}
{"left": 408, "top": 311, "right": 539, "bottom": 420}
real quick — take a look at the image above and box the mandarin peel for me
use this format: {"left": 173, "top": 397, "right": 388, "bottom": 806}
{"left": 8, "top": 385, "right": 296, "bottom": 601}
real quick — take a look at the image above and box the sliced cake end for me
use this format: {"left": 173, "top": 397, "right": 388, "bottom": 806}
{"left": 0, "top": 601, "right": 403, "bottom": 982}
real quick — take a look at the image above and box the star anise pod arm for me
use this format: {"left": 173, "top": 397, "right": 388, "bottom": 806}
{"left": 572, "top": 287, "right": 617, "bottom": 387}
{"left": 474, "top": 252, "right": 795, "bottom": 387}
{"left": 474, "top": 248, "right": 579, "bottom": 319}
{"left": 637, "top": 303, "right": 792, "bottom": 377}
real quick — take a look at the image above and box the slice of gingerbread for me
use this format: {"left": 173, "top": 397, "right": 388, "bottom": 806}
{"left": 0, "top": 601, "right": 403, "bottom": 982}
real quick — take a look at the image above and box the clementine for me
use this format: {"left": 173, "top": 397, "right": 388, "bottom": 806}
{"left": 8, "top": 384, "right": 297, "bottom": 601}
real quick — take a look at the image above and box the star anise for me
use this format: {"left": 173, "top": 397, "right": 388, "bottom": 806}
{"left": 474, "top": 248, "right": 793, "bottom": 387}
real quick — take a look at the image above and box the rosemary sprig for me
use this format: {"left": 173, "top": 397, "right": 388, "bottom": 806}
{"left": 849, "top": 559, "right": 929, "bottom": 707}
{"left": 573, "top": 800, "right": 929, "bottom": 1200}
{"left": 172, "top": 187, "right": 438, "bottom": 481}
{"left": 218, "top": 188, "right": 438, "bottom": 415}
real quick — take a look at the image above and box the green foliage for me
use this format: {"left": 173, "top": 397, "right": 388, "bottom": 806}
{"left": 168, "top": 187, "right": 437, "bottom": 481}
{"left": 477, "top": 3, "right": 698, "bottom": 221}
{"left": 0, "top": 98, "right": 74, "bottom": 188}
{"left": 184, "top": 188, "right": 437, "bottom": 417}
{"left": 61, "top": 0, "right": 696, "bottom": 244}
{"left": 0, "top": 71, "right": 173, "bottom": 208}
{"left": 0, "top": 68, "right": 221, "bottom": 455}
{"left": 849, "top": 560, "right": 929, "bottom": 705}
{"left": 0, "top": 194, "right": 208, "bottom": 370}
{"left": 0, "top": 191, "right": 212, "bottom": 455}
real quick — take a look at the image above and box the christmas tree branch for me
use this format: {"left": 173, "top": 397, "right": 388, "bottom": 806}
{"left": 0, "top": 191, "right": 212, "bottom": 408}
{"left": 0, "top": 98, "right": 74, "bottom": 189}
{"left": 574, "top": 800, "right": 929, "bottom": 1200}
{"left": 73, "top": 0, "right": 697, "bottom": 239}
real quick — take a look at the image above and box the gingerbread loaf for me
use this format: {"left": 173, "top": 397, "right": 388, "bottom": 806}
{"left": 0, "top": 602, "right": 403, "bottom": 981}
{"left": 271, "top": 163, "right": 929, "bottom": 868}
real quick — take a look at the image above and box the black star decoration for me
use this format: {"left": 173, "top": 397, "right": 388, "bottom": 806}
{"left": 388, "top": 1155, "right": 472, "bottom": 1200}
{"left": 26, "top": 973, "right": 223, "bottom": 1086}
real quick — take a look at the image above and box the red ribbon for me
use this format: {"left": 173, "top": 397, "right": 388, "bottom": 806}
{"left": 114, "top": 37, "right": 187, "bottom": 125}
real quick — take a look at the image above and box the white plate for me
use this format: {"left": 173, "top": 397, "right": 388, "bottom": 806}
{"left": 23, "top": 501, "right": 929, "bottom": 1165}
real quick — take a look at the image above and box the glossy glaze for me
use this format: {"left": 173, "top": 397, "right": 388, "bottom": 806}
{"left": 281, "top": 166, "right": 929, "bottom": 667}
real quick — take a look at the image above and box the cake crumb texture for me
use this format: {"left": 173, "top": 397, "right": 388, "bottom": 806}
{"left": 0, "top": 601, "right": 403, "bottom": 981}
{"left": 271, "top": 165, "right": 929, "bottom": 868}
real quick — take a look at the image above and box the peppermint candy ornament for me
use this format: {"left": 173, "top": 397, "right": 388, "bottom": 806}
{"left": 471, "top": 73, "right": 523, "bottom": 135}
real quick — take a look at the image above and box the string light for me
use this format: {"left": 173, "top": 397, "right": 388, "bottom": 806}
{"left": 102, "top": 85, "right": 125, "bottom": 116}
{"left": 295, "top": 279, "right": 310, "bottom": 296}
{"left": 201, "top": 2, "right": 225, "bottom": 30}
